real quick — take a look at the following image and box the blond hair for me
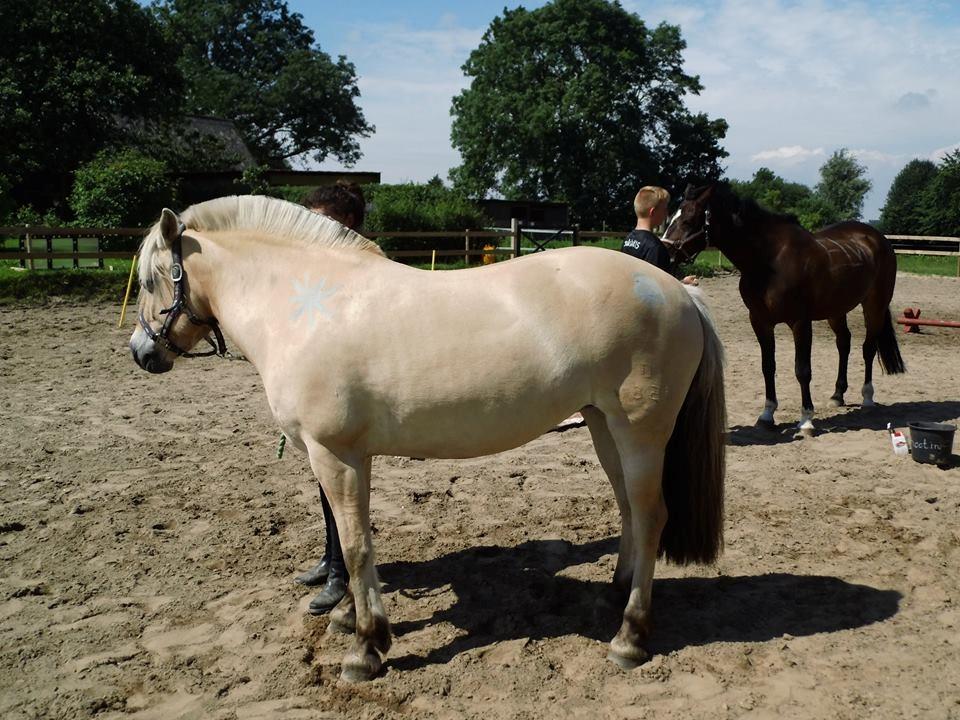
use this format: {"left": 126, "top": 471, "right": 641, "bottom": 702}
{"left": 633, "top": 186, "right": 670, "bottom": 219}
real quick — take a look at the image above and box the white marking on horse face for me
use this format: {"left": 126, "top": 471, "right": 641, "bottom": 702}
{"left": 290, "top": 275, "right": 338, "bottom": 328}
{"left": 661, "top": 209, "right": 682, "bottom": 245}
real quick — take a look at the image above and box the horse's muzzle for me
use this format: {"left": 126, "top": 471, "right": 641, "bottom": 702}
{"left": 130, "top": 337, "right": 174, "bottom": 374}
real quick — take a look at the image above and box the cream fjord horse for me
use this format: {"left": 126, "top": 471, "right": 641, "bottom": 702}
{"left": 129, "top": 195, "right": 727, "bottom": 682}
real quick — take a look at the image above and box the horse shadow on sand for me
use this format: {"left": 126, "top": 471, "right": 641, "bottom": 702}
{"left": 376, "top": 537, "right": 900, "bottom": 672}
{"left": 728, "top": 399, "right": 960, "bottom": 462}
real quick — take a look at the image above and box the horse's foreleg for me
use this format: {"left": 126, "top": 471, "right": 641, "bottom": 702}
{"left": 605, "top": 441, "right": 666, "bottom": 669}
{"left": 306, "top": 446, "right": 389, "bottom": 682}
{"left": 827, "top": 315, "right": 851, "bottom": 407}
{"left": 750, "top": 314, "right": 778, "bottom": 428}
{"left": 791, "top": 320, "right": 815, "bottom": 436}
{"left": 582, "top": 406, "right": 632, "bottom": 592}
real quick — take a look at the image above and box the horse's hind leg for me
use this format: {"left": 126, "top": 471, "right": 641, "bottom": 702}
{"left": 827, "top": 314, "right": 851, "bottom": 407}
{"left": 603, "top": 425, "right": 667, "bottom": 669}
{"left": 306, "top": 445, "right": 389, "bottom": 682}
{"left": 582, "top": 406, "right": 632, "bottom": 592}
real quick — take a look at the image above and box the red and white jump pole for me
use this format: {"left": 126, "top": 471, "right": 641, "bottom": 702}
{"left": 896, "top": 307, "right": 960, "bottom": 333}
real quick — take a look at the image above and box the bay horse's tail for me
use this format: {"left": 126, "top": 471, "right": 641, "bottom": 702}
{"left": 659, "top": 288, "right": 726, "bottom": 565}
{"left": 877, "top": 308, "right": 906, "bottom": 374}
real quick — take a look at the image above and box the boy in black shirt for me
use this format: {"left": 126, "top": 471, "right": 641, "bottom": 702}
{"left": 621, "top": 186, "right": 697, "bottom": 285}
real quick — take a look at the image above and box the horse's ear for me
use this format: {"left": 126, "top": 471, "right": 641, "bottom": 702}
{"left": 158, "top": 208, "right": 180, "bottom": 248}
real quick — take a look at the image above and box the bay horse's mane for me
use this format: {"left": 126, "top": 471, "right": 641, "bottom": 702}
{"left": 705, "top": 183, "right": 803, "bottom": 230}
{"left": 139, "top": 195, "right": 383, "bottom": 288}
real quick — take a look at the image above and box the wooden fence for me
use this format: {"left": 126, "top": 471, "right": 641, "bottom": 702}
{"left": 1, "top": 225, "right": 958, "bottom": 274}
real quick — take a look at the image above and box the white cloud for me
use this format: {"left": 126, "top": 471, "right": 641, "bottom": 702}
{"left": 751, "top": 146, "right": 825, "bottom": 165}
{"left": 930, "top": 142, "right": 960, "bottom": 162}
{"left": 306, "top": 1, "right": 960, "bottom": 218}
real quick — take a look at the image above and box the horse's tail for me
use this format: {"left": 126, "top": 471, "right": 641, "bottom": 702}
{"left": 659, "top": 287, "right": 726, "bottom": 565}
{"left": 877, "top": 307, "right": 906, "bottom": 374}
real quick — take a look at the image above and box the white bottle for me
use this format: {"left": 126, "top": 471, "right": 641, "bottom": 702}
{"left": 888, "top": 423, "right": 909, "bottom": 456}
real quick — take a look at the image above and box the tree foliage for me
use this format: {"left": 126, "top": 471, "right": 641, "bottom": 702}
{"left": 879, "top": 159, "right": 937, "bottom": 234}
{"left": 365, "top": 178, "right": 491, "bottom": 255}
{"left": 155, "top": 0, "right": 373, "bottom": 168}
{"left": 449, "top": 0, "right": 727, "bottom": 227}
{"left": 0, "top": 0, "right": 183, "bottom": 213}
{"left": 70, "top": 150, "right": 175, "bottom": 227}
{"left": 729, "top": 154, "right": 871, "bottom": 231}
{"left": 920, "top": 150, "right": 960, "bottom": 236}
{"left": 814, "top": 148, "right": 872, "bottom": 222}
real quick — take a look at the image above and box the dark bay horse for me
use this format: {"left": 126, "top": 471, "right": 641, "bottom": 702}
{"left": 664, "top": 183, "right": 905, "bottom": 435}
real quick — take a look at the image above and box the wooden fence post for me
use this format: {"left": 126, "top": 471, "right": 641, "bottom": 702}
{"left": 26, "top": 227, "right": 34, "bottom": 270}
{"left": 46, "top": 236, "right": 53, "bottom": 269}
{"left": 511, "top": 218, "right": 521, "bottom": 259}
{"left": 571, "top": 224, "right": 580, "bottom": 247}
{"left": 72, "top": 236, "right": 79, "bottom": 269}
{"left": 465, "top": 229, "right": 471, "bottom": 266}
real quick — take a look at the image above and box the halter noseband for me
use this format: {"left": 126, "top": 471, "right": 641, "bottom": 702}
{"left": 138, "top": 224, "right": 228, "bottom": 359}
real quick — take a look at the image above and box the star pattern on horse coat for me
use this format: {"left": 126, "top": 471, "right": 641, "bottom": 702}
{"left": 290, "top": 275, "right": 338, "bottom": 328}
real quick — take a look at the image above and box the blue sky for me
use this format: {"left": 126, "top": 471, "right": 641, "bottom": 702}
{"left": 290, "top": 0, "right": 960, "bottom": 220}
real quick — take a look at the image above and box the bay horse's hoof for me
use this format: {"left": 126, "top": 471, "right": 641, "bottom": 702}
{"left": 827, "top": 396, "right": 844, "bottom": 408}
{"left": 755, "top": 418, "right": 776, "bottom": 431}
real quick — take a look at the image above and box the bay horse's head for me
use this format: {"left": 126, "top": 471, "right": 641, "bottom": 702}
{"left": 662, "top": 184, "right": 717, "bottom": 263}
{"left": 129, "top": 208, "right": 226, "bottom": 374}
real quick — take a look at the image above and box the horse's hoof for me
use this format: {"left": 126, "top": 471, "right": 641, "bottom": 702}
{"left": 339, "top": 649, "right": 382, "bottom": 683}
{"left": 328, "top": 617, "right": 354, "bottom": 635}
{"left": 328, "top": 603, "right": 356, "bottom": 635}
{"left": 756, "top": 418, "right": 776, "bottom": 431}
{"left": 861, "top": 399, "right": 876, "bottom": 409}
{"left": 606, "top": 648, "right": 648, "bottom": 670}
{"left": 827, "top": 397, "right": 844, "bottom": 408}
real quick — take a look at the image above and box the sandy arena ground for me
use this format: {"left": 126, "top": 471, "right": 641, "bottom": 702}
{"left": 1, "top": 271, "right": 959, "bottom": 720}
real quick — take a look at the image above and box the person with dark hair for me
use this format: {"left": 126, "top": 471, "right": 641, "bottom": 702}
{"left": 294, "top": 181, "right": 366, "bottom": 614}
{"left": 300, "top": 182, "right": 366, "bottom": 229}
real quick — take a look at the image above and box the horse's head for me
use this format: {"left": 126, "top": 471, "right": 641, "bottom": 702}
{"left": 662, "top": 184, "right": 716, "bottom": 263}
{"left": 129, "top": 208, "right": 226, "bottom": 373}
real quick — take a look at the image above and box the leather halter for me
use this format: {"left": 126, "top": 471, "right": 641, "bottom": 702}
{"left": 138, "top": 224, "right": 228, "bottom": 358}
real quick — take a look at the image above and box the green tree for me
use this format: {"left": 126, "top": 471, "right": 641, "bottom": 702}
{"left": 155, "top": 0, "right": 373, "bottom": 168}
{"left": 449, "top": 0, "right": 727, "bottom": 227}
{"left": 365, "top": 179, "right": 490, "bottom": 257}
{"left": 920, "top": 150, "right": 960, "bottom": 236}
{"left": 70, "top": 149, "right": 175, "bottom": 227}
{"left": 814, "top": 149, "right": 872, "bottom": 222}
{"left": 879, "top": 159, "right": 937, "bottom": 234}
{"left": 0, "top": 0, "right": 183, "bottom": 213}
{"left": 731, "top": 167, "right": 815, "bottom": 215}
